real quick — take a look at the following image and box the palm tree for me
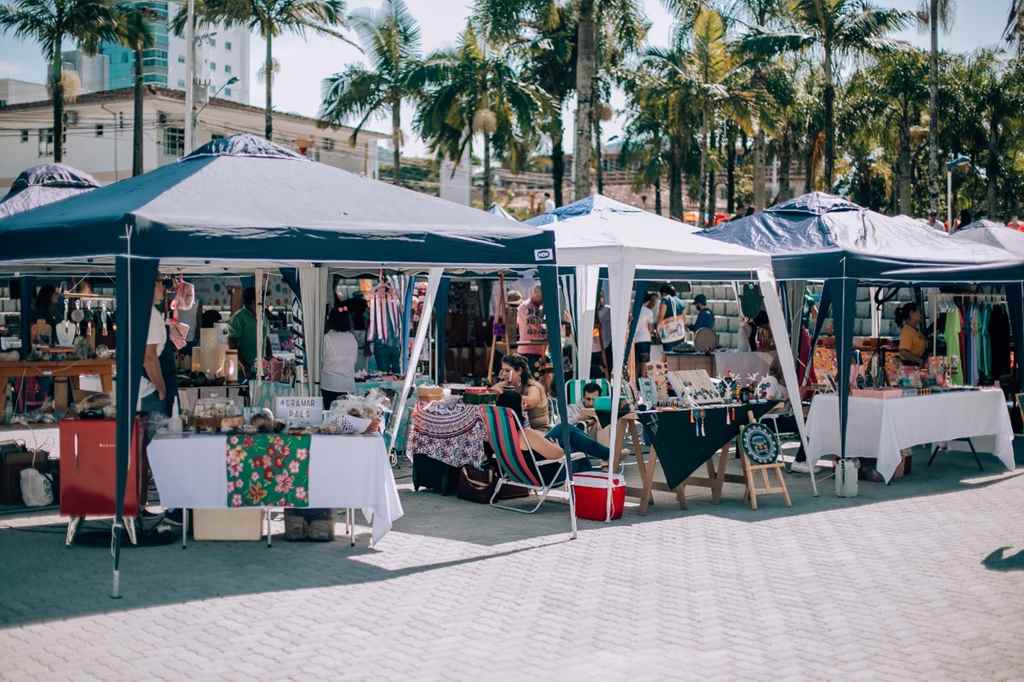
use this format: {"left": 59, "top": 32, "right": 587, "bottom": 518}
{"left": 1007, "top": 0, "right": 1024, "bottom": 55}
{"left": 521, "top": 2, "right": 576, "bottom": 206}
{"left": 0, "top": 0, "right": 118, "bottom": 162}
{"left": 690, "top": 6, "right": 756, "bottom": 226}
{"left": 319, "top": 0, "right": 422, "bottom": 185}
{"left": 175, "top": 0, "right": 355, "bottom": 142}
{"left": 114, "top": 3, "right": 154, "bottom": 176}
{"left": 918, "top": 0, "right": 955, "bottom": 216}
{"left": 414, "top": 25, "right": 550, "bottom": 209}
{"left": 742, "top": 0, "right": 912, "bottom": 189}
{"left": 618, "top": 78, "right": 668, "bottom": 215}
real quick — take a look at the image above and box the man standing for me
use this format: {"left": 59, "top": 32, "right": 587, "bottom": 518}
{"left": 227, "top": 287, "right": 265, "bottom": 379}
{"left": 138, "top": 278, "right": 168, "bottom": 415}
{"left": 543, "top": 192, "right": 556, "bottom": 213}
{"left": 926, "top": 211, "right": 945, "bottom": 232}
{"left": 516, "top": 285, "right": 547, "bottom": 371}
{"left": 688, "top": 294, "right": 715, "bottom": 333}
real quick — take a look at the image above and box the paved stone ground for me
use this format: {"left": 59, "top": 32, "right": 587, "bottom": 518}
{"left": 1, "top": 443, "right": 1023, "bottom": 682}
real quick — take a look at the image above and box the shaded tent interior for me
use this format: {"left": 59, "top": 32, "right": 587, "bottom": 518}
{"left": 705, "top": 192, "right": 1024, "bottom": 464}
{"left": 0, "top": 134, "right": 572, "bottom": 596}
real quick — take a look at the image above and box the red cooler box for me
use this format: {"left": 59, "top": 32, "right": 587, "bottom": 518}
{"left": 59, "top": 418, "right": 143, "bottom": 518}
{"left": 572, "top": 472, "right": 625, "bottom": 521}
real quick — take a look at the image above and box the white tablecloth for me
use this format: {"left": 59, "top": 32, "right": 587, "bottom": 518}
{"left": 148, "top": 434, "right": 403, "bottom": 544}
{"left": 805, "top": 390, "right": 1016, "bottom": 482}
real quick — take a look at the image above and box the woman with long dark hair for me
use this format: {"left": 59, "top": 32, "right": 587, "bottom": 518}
{"left": 492, "top": 353, "right": 549, "bottom": 429}
{"left": 321, "top": 307, "right": 358, "bottom": 409}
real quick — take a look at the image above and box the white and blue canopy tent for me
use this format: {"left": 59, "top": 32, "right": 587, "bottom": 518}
{"left": 0, "top": 134, "right": 574, "bottom": 595}
{"left": 530, "top": 194, "right": 814, "bottom": 515}
{"left": 705, "top": 192, "right": 1024, "bottom": 480}
{"left": 953, "top": 219, "right": 1024, "bottom": 257}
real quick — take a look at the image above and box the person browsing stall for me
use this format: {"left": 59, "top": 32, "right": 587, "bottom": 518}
{"left": 321, "top": 307, "right": 359, "bottom": 410}
{"left": 516, "top": 286, "right": 548, "bottom": 371}
{"left": 897, "top": 302, "right": 928, "bottom": 366}
{"left": 688, "top": 294, "right": 715, "bottom": 332}
{"left": 634, "top": 292, "right": 658, "bottom": 373}
{"left": 227, "top": 287, "right": 267, "bottom": 378}
{"left": 656, "top": 284, "right": 685, "bottom": 351}
{"left": 138, "top": 279, "right": 168, "bottom": 415}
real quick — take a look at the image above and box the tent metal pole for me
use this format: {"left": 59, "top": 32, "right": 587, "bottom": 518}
{"left": 387, "top": 268, "right": 443, "bottom": 461}
{"left": 538, "top": 265, "right": 576, "bottom": 538}
{"left": 604, "top": 263, "right": 636, "bottom": 520}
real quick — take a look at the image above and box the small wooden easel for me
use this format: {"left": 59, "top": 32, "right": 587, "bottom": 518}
{"left": 739, "top": 409, "right": 791, "bottom": 510}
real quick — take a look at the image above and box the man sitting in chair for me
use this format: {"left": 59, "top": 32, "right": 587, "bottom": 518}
{"left": 567, "top": 382, "right": 602, "bottom": 436}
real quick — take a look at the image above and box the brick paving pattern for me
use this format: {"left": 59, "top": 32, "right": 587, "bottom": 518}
{"left": 1, "top": 446, "right": 1023, "bottom": 681}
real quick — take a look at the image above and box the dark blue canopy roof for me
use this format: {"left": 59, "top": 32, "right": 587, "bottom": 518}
{"left": 0, "top": 134, "right": 554, "bottom": 270}
{"left": 703, "top": 192, "right": 1024, "bottom": 282}
{"left": 0, "top": 163, "right": 100, "bottom": 218}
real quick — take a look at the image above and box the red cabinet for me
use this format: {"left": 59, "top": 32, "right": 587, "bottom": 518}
{"left": 59, "top": 418, "right": 143, "bottom": 518}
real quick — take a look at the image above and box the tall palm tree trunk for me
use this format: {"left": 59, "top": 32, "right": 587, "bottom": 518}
{"left": 391, "top": 100, "right": 402, "bottom": 185}
{"left": 698, "top": 105, "right": 710, "bottom": 227}
{"left": 51, "top": 45, "right": 64, "bottom": 162}
{"left": 779, "top": 125, "right": 792, "bottom": 201}
{"left": 483, "top": 133, "right": 492, "bottom": 209}
{"left": 551, "top": 119, "right": 565, "bottom": 206}
{"left": 668, "top": 136, "right": 682, "bottom": 219}
{"left": 594, "top": 115, "right": 604, "bottom": 194}
{"left": 753, "top": 128, "right": 766, "bottom": 209}
{"left": 898, "top": 108, "right": 912, "bottom": 215}
{"left": 654, "top": 179, "right": 662, "bottom": 215}
{"left": 987, "top": 113, "right": 1000, "bottom": 217}
{"left": 133, "top": 47, "right": 144, "bottom": 176}
{"left": 726, "top": 124, "right": 737, "bottom": 214}
{"left": 823, "top": 44, "right": 835, "bottom": 190}
{"left": 264, "top": 32, "right": 273, "bottom": 141}
{"left": 927, "top": 0, "right": 941, "bottom": 215}
{"left": 573, "top": 0, "right": 595, "bottom": 200}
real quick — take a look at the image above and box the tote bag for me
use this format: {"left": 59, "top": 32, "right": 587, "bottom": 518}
{"left": 657, "top": 297, "right": 686, "bottom": 344}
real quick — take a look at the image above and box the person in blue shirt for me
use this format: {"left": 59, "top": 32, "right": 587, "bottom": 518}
{"left": 688, "top": 294, "right": 715, "bottom": 332}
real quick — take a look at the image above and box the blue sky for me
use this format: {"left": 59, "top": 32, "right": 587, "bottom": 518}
{"left": 0, "top": 0, "right": 1013, "bottom": 154}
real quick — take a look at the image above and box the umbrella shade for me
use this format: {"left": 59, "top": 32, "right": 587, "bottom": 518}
{"left": 0, "top": 134, "right": 553, "bottom": 269}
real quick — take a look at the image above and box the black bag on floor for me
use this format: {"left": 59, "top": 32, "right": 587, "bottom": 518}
{"left": 456, "top": 462, "right": 531, "bottom": 504}
{"left": 412, "top": 452, "right": 459, "bottom": 495}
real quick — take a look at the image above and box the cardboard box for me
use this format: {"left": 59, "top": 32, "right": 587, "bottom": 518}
{"left": 193, "top": 509, "right": 264, "bottom": 541}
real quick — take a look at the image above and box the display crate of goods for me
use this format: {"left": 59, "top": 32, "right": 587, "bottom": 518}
{"left": 572, "top": 472, "right": 625, "bottom": 521}
{"left": 193, "top": 509, "right": 264, "bottom": 541}
{"left": 416, "top": 385, "right": 444, "bottom": 402}
{"left": 462, "top": 388, "right": 495, "bottom": 405}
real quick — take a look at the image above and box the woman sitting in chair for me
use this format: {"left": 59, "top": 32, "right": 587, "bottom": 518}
{"left": 492, "top": 354, "right": 610, "bottom": 470}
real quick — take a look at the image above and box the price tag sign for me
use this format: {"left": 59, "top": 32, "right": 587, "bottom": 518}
{"left": 274, "top": 396, "right": 324, "bottom": 426}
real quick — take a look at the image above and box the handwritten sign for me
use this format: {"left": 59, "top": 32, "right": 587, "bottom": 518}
{"left": 274, "top": 396, "right": 324, "bottom": 426}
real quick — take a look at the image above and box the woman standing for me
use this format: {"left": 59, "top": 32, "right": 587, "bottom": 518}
{"left": 321, "top": 307, "right": 358, "bottom": 410}
{"left": 656, "top": 284, "right": 685, "bottom": 352}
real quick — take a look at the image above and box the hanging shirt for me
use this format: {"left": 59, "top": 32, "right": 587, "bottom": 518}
{"left": 367, "top": 283, "right": 401, "bottom": 346}
{"left": 945, "top": 306, "right": 963, "bottom": 385}
{"left": 516, "top": 299, "right": 547, "bottom": 355}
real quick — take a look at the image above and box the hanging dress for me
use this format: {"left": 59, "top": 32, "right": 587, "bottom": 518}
{"left": 945, "top": 305, "right": 963, "bottom": 385}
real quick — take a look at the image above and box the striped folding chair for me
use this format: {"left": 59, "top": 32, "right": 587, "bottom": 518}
{"left": 479, "top": 405, "right": 586, "bottom": 514}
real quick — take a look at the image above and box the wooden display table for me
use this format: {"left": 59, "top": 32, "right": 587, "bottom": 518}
{"left": 0, "top": 359, "right": 114, "bottom": 413}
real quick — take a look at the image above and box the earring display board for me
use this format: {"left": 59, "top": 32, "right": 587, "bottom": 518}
{"left": 666, "top": 369, "right": 720, "bottom": 406}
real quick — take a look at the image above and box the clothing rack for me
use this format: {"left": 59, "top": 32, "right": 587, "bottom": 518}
{"left": 931, "top": 292, "right": 1006, "bottom": 356}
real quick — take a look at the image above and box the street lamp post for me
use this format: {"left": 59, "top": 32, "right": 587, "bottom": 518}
{"left": 193, "top": 76, "right": 239, "bottom": 139}
{"left": 946, "top": 154, "right": 971, "bottom": 230}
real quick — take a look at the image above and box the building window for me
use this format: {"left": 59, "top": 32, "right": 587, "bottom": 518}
{"left": 0, "top": 99, "right": 7, "bottom": 108}
{"left": 178, "top": 79, "right": 185, "bottom": 87}
{"left": 177, "top": 55, "right": 185, "bottom": 63}
{"left": 95, "top": 124, "right": 104, "bottom": 137}
{"left": 225, "top": 64, "right": 231, "bottom": 74}
{"left": 122, "top": 53, "right": 130, "bottom": 63}
{"left": 224, "top": 88, "right": 232, "bottom": 97}
{"left": 37, "top": 128, "right": 53, "bottom": 157}
{"left": 209, "top": 61, "right": 216, "bottom": 71}
{"left": 20, "top": 129, "right": 29, "bottom": 143}
{"left": 225, "top": 41, "right": 232, "bottom": 51}
{"left": 321, "top": 138, "right": 335, "bottom": 151}
{"left": 211, "top": 133, "right": 224, "bottom": 141}
{"left": 208, "top": 38, "right": 216, "bottom": 47}
{"left": 163, "top": 127, "right": 185, "bottom": 156}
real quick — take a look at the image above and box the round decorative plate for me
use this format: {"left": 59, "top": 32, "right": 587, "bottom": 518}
{"left": 740, "top": 424, "right": 780, "bottom": 465}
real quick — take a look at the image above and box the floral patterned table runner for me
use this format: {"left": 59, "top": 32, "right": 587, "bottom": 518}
{"left": 226, "top": 433, "right": 311, "bottom": 507}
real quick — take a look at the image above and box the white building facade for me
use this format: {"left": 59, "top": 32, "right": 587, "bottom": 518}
{"left": 0, "top": 87, "right": 383, "bottom": 190}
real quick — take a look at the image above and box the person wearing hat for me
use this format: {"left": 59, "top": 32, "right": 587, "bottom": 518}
{"left": 688, "top": 294, "right": 715, "bottom": 333}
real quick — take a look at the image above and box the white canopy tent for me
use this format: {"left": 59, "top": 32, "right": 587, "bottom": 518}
{"left": 953, "top": 220, "right": 1024, "bottom": 256}
{"left": 538, "top": 195, "right": 816, "bottom": 515}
